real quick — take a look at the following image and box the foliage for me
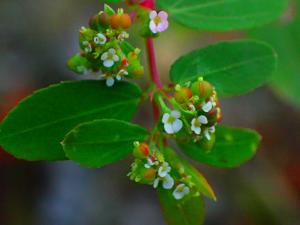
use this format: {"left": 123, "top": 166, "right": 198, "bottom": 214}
{"left": 0, "top": 0, "right": 287, "bottom": 224}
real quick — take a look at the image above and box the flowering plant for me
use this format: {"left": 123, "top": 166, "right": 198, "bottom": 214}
{"left": 0, "top": 0, "right": 288, "bottom": 224}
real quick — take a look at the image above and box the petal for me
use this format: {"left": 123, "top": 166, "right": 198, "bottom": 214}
{"left": 172, "top": 119, "right": 183, "bottom": 133}
{"left": 202, "top": 101, "right": 213, "bottom": 112}
{"left": 164, "top": 123, "right": 174, "bottom": 134}
{"left": 204, "top": 130, "right": 211, "bottom": 140}
{"left": 106, "top": 77, "right": 115, "bottom": 87}
{"left": 158, "top": 168, "right": 168, "bottom": 178}
{"left": 192, "top": 127, "right": 201, "bottom": 135}
{"left": 113, "top": 54, "right": 120, "bottom": 62}
{"left": 149, "top": 21, "right": 157, "bottom": 33}
{"left": 199, "top": 115, "right": 208, "bottom": 124}
{"left": 109, "top": 48, "right": 116, "bottom": 54}
{"left": 162, "top": 113, "right": 170, "bottom": 123}
{"left": 183, "top": 187, "right": 190, "bottom": 195}
{"left": 149, "top": 10, "right": 157, "bottom": 20}
{"left": 163, "top": 175, "right": 174, "bottom": 190}
{"left": 116, "top": 75, "right": 122, "bottom": 81}
{"left": 171, "top": 110, "right": 181, "bottom": 119}
{"left": 153, "top": 178, "right": 160, "bottom": 189}
{"left": 158, "top": 11, "right": 168, "bottom": 20}
{"left": 101, "top": 52, "right": 108, "bottom": 60}
{"left": 209, "top": 126, "right": 216, "bottom": 133}
{"left": 103, "top": 60, "right": 114, "bottom": 68}
{"left": 157, "top": 21, "right": 169, "bottom": 32}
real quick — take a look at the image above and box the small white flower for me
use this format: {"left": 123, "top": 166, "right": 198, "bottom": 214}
{"left": 173, "top": 184, "right": 190, "bottom": 200}
{"left": 191, "top": 115, "right": 208, "bottom": 135}
{"left": 202, "top": 101, "right": 213, "bottom": 113}
{"left": 158, "top": 162, "right": 171, "bottom": 177}
{"left": 153, "top": 174, "right": 174, "bottom": 190}
{"left": 144, "top": 157, "right": 158, "bottom": 169}
{"left": 101, "top": 48, "right": 120, "bottom": 68}
{"left": 106, "top": 77, "right": 115, "bottom": 87}
{"left": 94, "top": 33, "right": 107, "bottom": 45}
{"left": 204, "top": 126, "right": 216, "bottom": 140}
{"left": 149, "top": 10, "right": 169, "bottom": 34}
{"left": 118, "top": 31, "right": 129, "bottom": 40}
{"left": 162, "top": 110, "right": 183, "bottom": 134}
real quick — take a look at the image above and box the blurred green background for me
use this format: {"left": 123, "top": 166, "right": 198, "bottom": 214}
{"left": 0, "top": 0, "right": 300, "bottom": 225}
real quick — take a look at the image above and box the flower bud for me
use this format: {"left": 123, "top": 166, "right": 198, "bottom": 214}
{"left": 111, "top": 14, "right": 121, "bottom": 29}
{"left": 133, "top": 142, "right": 150, "bottom": 159}
{"left": 191, "top": 80, "right": 213, "bottom": 100}
{"left": 89, "top": 12, "right": 111, "bottom": 30}
{"left": 119, "top": 14, "right": 132, "bottom": 29}
{"left": 174, "top": 86, "right": 193, "bottom": 104}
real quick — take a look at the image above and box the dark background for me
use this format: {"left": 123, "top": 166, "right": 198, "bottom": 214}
{"left": 0, "top": 0, "right": 300, "bottom": 225}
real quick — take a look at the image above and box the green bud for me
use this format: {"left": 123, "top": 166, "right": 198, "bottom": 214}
{"left": 199, "top": 133, "right": 216, "bottom": 152}
{"left": 67, "top": 54, "right": 92, "bottom": 75}
{"left": 191, "top": 79, "right": 213, "bottom": 101}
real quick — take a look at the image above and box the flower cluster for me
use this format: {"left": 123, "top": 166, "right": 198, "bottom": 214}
{"left": 161, "top": 78, "right": 222, "bottom": 150}
{"left": 129, "top": 142, "right": 200, "bottom": 200}
{"left": 67, "top": 5, "right": 144, "bottom": 87}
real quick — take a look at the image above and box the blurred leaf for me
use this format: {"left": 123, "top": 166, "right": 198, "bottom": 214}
{"left": 250, "top": 7, "right": 300, "bottom": 107}
{"left": 170, "top": 40, "right": 277, "bottom": 97}
{"left": 179, "top": 125, "right": 261, "bottom": 168}
{"left": 62, "top": 119, "right": 148, "bottom": 168}
{"left": 0, "top": 81, "right": 141, "bottom": 161}
{"left": 158, "top": 188, "right": 205, "bottom": 225}
{"left": 163, "top": 147, "right": 216, "bottom": 200}
{"left": 157, "top": 0, "right": 288, "bottom": 31}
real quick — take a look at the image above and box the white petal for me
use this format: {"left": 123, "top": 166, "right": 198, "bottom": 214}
{"left": 116, "top": 75, "right": 122, "bottom": 81}
{"left": 172, "top": 119, "right": 183, "bottom": 133}
{"left": 153, "top": 178, "right": 160, "bottom": 189}
{"left": 158, "top": 11, "right": 168, "bottom": 20}
{"left": 101, "top": 52, "right": 108, "bottom": 60}
{"left": 192, "top": 126, "right": 201, "bottom": 135}
{"left": 163, "top": 175, "right": 174, "bottom": 190}
{"left": 171, "top": 110, "right": 181, "bottom": 119}
{"left": 204, "top": 130, "right": 211, "bottom": 140}
{"left": 149, "top": 10, "right": 158, "bottom": 20}
{"left": 199, "top": 115, "right": 208, "bottom": 124}
{"left": 202, "top": 101, "right": 213, "bottom": 112}
{"left": 106, "top": 77, "right": 115, "bottom": 87}
{"left": 144, "top": 164, "right": 151, "bottom": 169}
{"left": 94, "top": 37, "right": 99, "bottom": 44}
{"left": 183, "top": 187, "right": 190, "bottom": 195}
{"left": 162, "top": 113, "right": 170, "bottom": 123}
{"left": 209, "top": 126, "right": 216, "bottom": 133}
{"left": 108, "top": 48, "right": 116, "bottom": 54}
{"left": 103, "top": 60, "right": 114, "bottom": 68}
{"left": 164, "top": 123, "right": 174, "bottom": 134}
{"left": 149, "top": 21, "right": 157, "bottom": 33}
{"left": 113, "top": 54, "right": 119, "bottom": 62}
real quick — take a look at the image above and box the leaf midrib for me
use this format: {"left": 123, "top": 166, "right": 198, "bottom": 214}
{"left": 0, "top": 100, "right": 137, "bottom": 140}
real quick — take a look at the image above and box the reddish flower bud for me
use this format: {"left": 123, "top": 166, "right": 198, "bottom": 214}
{"left": 133, "top": 142, "right": 150, "bottom": 159}
{"left": 174, "top": 87, "right": 193, "bottom": 104}
{"left": 120, "top": 14, "right": 132, "bottom": 29}
{"left": 191, "top": 80, "right": 213, "bottom": 100}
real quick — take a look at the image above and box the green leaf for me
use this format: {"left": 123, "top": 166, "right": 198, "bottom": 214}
{"left": 158, "top": 188, "right": 205, "bottom": 225}
{"left": 157, "top": 0, "right": 288, "bottom": 31}
{"left": 179, "top": 125, "right": 261, "bottom": 168}
{"left": 170, "top": 40, "right": 277, "bottom": 97}
{"left": 163, "top": 147, "right": 216, "bottom": 200}
{"left": 250, "top": 10, "right": 300, "bottom": 107}
{"left": 62, "top": 119, "right": 148, "bottom": 168}
{"left": 0, "top": 81, "right": 141, "bottom": 161}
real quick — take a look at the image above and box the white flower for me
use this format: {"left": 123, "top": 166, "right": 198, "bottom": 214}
{"left": 116, "top": 69, "right": 128, "bottom": 81}
{"left": 106, "top": 77, "right": 115, "bottom": 87}
{"left": 158, "top": 162, "right": 171, "bottom": 177}
{"left": 101, "top": 48, "right": 119, "bottom": 68}
{"left": 173, "top": 184, "right": 190, "bottom": 200}
{"left": 149, "top": 10, "right": 169, "bottom": 34}
{"left": 153, "top": 174, "right": 174, "bottom": 190}
{"left": 191, "top": 115, "right": 208, "bottom": 135}
{"left": 94, "top": 33, "right": 107, "bottom": 45}
{"left": 202, "top": 101, "right": 213, "bottom": 113}
{"left": 162, "top": 110, "right": 183, "bottom": 134}
{"left": 118, "top": 31, "right": 129, "bottom": 40}
{"left": 204, "top": 126, "right": 216, "bottom": 140}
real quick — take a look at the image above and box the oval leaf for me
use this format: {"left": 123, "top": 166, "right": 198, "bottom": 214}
{"left": 158, "top": 188, "right": 205, "bottom": 225}
{"left": 170, "top": 40, "right": 277, "bottom": 97}
{"left": 0, "top": 81, "right": 141, "bottom": 161}
{"left": 62, "top": 119, "right": 148, "bottom": 168}
{"left": 178, "top": 125, "right": 261, "bottom": 168}
{"left": 157, "top": 0, "right": 288, "bottom": 31}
